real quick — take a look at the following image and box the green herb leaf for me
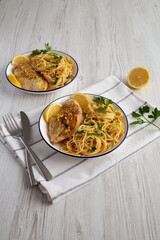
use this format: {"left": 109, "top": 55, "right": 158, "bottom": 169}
{"left": 106, "top": 99, "right": 113, "bottom": 107}
{"left": 45, "top": 43, "right": 52, "bottom": 51}
{"left": 139, "top": 105, "right": 150, "bottom": 115}
{"left": 51, "top": 73, "right": 59, "bottom": 85}
{"left": 98, "top": 123, "right": 102, "bottom": 130}
{"left": 31, "top": 43, "right": 52, "bottom": 56}
{"left": 84, "top": 121, "right": 94, "bottom": 126}
{"left": 91, "top": 147, "right": 96, "bottom": 152}
{"left": 130, "top": 118, "right": 146, "bottom": 125}
{"left": 52, "top": 53, "right": 63, "bottom": 61}
{"left": 88, "top": 137, "right": 93, "bottom": 140}
{"left": 75, "top": 130, "right": 84, "bottom": 134}
{"left": 148, "top": 107, "right": 160, "bottom": 120}
{"left": 88, "top": 132, "right": 102, "bottom": 137}
{"left": 92, "top": 96, "right": 105, "bottom": 104}
{"left": 31, "top": 49, "right": 42, "bottom": 55}
{"left": 96, "top": 107, "right": 107, "bottom": 113}
{"left": 66, "top": 75, "right": 74, "bottom": 79}
{"left": 132, "top": 112, "right": 141, "bottom": 118}
{"left": 107, "top": 130, "right": 110, "bottom": 135}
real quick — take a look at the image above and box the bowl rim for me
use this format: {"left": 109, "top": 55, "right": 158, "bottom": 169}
{"left": 38, "top": 93, "right": 129, "bottom": 158}
{"left": 5, "top": 50, "right": 79, "bottom": 94}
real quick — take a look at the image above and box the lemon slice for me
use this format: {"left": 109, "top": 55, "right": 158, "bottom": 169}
{"left": 11, "top": 54, "right": 29, "bottom": 66}
{"left": 8, "top": 73, "right": 22, "bottom": 88}
{"left": 71, "top": 92, "right": 90, "bottom": 109}
{"left": 127, "top": 67, "right": 150, "bottom": 89}
{"left": 43, "top": 102, "right": 63, "bottom": 123}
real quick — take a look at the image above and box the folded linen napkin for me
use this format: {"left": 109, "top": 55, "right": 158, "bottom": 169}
{"left": 1, "top": 76, "right": 160, "bottom": 202}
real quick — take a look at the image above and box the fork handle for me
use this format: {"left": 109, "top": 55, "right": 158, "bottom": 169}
{"left": 19, "top": 137, "right": 52, "bottom": 181}
{"left": 25, "top": 149, "right": 37, "bottom": 186}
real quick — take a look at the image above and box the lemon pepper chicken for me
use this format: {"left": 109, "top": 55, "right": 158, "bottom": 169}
{"left": 48, "top": 99, "right": 83, "bottom": 144}
{"left": 13, "top": 63, "right": 48, "bottom": 91}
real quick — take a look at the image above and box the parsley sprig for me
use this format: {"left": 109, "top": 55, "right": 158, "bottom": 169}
{"left": 130, "top": 105, "right": 160, "bottom": 130}
{"left": 31, "top": 43, "right": 52, "bottom": 55}
{"left": 92, "top": 96, "right": 113, "bottom": 114}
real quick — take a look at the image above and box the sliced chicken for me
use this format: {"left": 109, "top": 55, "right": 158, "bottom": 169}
{"left": 48, "top": 99, "right": 83, "bottom": 144}
{"left": 13, "top": 63, "right": 48, "bottom": 91}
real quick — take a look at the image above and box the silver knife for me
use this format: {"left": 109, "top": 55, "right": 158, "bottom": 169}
{"left": 20, "top": 111, "right": 37, "bottom": 186}
{"left": 20, "top": 111, "right": 52, "bottom": 182}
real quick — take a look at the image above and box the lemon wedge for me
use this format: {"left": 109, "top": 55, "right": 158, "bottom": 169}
{"left": 71, "top": 92, "right": 90, "bottom": 109}
{"left": 8, "top": 73, "right": 22, "bottom": 88}
{"left": 127, "top": 67, "right": 150, "bottom": 89}
{"left": 11, "top": 54, "right": 29, "bottom": 66}
{"left": 43, "top": 102, "right": 63, "bottom": 123}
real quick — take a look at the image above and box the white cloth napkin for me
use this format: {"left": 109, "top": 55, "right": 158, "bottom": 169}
{"left": 1, "top": 76, "right": 160, "bottom": 202}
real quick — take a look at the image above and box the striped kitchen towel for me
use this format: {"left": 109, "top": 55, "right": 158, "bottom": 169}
{"left": 1, "top": 76, "right": 160, "bottom": 202}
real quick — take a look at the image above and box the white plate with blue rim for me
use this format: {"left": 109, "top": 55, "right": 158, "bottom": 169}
{"left": 5, "top": 49, "right": 78, "bottom": 94}
{"left": 38, "top": 94, "right": 129, "bottom": 158}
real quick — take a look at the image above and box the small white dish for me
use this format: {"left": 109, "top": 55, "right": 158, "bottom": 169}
{"left": 38, "top": 94, "right": 129, "bottom": 158}
{"left": 5, "top": 50, "right": 78, "bottom": 94}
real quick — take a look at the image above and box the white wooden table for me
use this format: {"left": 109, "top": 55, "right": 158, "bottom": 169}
{"left": 0, "top": 0, "right": 160, "bottom": 239}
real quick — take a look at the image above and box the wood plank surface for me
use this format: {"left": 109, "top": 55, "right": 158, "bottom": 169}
{"left": 0, "top": 0, "right": 160, "bottom": 239}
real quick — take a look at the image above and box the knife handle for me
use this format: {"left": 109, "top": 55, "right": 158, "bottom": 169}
{"left": 25, "top": 149, "right": 37, "bottom": 186}
{"left": 19, "top": 137, "right": 52, "bottom": 181}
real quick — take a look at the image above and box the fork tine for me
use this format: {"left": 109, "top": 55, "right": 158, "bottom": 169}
{"left": 9, "top": 113, "right": 20, "bottom": 130}
{"left": 2, "top": 115, "right": 11, "bottom": 133}
{"left": 4, "top": 114, "right": 14, "bottom": 130}
{"left": 6, "top": 113, "right": 15, "bottom": 130}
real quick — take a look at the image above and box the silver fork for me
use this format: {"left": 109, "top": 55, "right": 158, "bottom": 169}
{"left": 3, "top": 113, "right": 52, "bottom": 181}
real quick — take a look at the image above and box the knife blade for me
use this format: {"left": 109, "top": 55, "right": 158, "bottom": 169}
{"left": 20, "top": 111, "right": 37, "bottom": 186}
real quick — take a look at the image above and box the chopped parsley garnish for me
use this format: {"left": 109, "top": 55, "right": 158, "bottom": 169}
{"left": 96, "top": 107, "right": 107, "bottom": 114}
{"left": 66, "top": 75, "right": 74, "bottom": 79}
{"left": 106, "top": 99, "right": 113, "bottom": 107}
{"left": 98, "top": 123, "right": 102, "bottom": 130}
{"left": 91, "top": 147, "right": 96, "bottom": 152}
{"left": 107, "top": 130, "right": 110, "bottom": 135}
{"left": 52, "top": 53, "right": 63, "bottom": 61}
{"left": 93, "top": 96, "right": 113, "bottom": 114}
{"left": 31, "top": 43, "right": 52, "bottom": 55}
{"left": 130, "top": 105, "right": 160, "bottom": 130}
{"left": 75, "top": 130, "right": 84, "bottom": 134}
{"left": 52, "top": 53, "right": 59, "bottom": 60}
{"left": 84, "top": 120, "right": 94, "bottom": 126}
{"left": 88, "top": 132, "right": 102, "bottom": 137}
{"left": 93, "top": 96, "right": 105, "bottom": 104}
{"left": 51, "top": 73, "right": 58, "bottom": 85}
{"left": 88, "top": 137, "right": 93, "bottom": 140}
{"left": 110, "top": 143, "right": 113, "bottom": 147}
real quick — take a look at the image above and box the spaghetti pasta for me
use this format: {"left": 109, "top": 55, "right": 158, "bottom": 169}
{"left": 60, "top": 96, "right": 126, "bottom": 156}
{"left": 29, "top": 52, "right": 75, "bottom": 90}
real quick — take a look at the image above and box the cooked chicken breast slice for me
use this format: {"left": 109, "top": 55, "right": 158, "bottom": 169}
{"left": 13, "top": 63, "right": 48, "bottom": 91}
{"left": 48, "top": 99, "right": 83, "bottom": 144}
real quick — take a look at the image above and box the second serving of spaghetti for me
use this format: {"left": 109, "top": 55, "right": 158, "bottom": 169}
{"left": 9, "top": 43, "right": 77, "bottom": 92}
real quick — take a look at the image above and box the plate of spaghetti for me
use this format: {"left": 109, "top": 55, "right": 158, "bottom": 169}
{"left": 39, "top": 93, "right": 128, "bottom": 158}
{"left": 5, "top": 43, "right": 78, "bottom": 94}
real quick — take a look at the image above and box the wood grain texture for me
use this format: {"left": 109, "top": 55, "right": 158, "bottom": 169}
{"left": 0, "top": 0, "right": 160, "bottom": 239}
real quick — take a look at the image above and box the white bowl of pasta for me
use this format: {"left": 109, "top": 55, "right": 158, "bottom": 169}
{"left": 39, "top": 93, "right": 128, "bottom": 158}
{"left": 5, "top": 45, "right": 78, "bottom": 94}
